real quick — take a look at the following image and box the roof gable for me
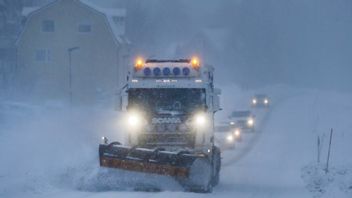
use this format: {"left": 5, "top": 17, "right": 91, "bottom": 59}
{"left": 17, "top": 0, "right": 129, "bottom": 46}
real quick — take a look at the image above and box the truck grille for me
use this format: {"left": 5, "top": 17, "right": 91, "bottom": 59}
{"left": 138, "top": 133, "right": 195, "bottom": 148}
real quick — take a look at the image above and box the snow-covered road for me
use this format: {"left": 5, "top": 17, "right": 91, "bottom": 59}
{"left": 1, "top": 86, "right": 352, "bottom": 198}
{"left": 218, "top": 94, "right": 315, "bottom": 198}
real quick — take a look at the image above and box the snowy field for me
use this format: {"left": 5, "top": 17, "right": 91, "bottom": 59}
{"left": 1, "top": 85, "right": 352, "bottom": 198}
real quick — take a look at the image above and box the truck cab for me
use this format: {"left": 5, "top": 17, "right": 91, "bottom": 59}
{"left": 120, "top": 57, "right": 221, "bottom": 153}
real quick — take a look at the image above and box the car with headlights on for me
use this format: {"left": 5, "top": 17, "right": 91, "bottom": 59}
{"left": 215, "top": 124, "right": 238, "bottom": 149}
{"left": 251, "top": 94, "right": 270, "bottom": 108}
{"left": 232, "top": 127, "right": 242, "bottom": 142}
{"left": 228, "top": 110, "right": 255, "bottom": 132}
{"left": 224, "top": 127, "right": 242, "bottom": 144}
{"left": 224, "top": 131, "right": 236, "bottom": 149}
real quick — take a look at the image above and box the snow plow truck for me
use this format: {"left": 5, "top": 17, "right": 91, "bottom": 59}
{"left": 99, "top": 57, "right": 222, "bottom": 192}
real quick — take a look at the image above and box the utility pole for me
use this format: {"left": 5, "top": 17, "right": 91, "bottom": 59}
{"left": 67, "top": 46, "right": 80, "bottom": 105}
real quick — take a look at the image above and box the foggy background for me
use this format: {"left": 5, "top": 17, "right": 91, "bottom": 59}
{"left": 90, "top": 0, "right": 352, "bottom": 91}
{"left": 1, "top": 0, "right": 352, "bottom": 92}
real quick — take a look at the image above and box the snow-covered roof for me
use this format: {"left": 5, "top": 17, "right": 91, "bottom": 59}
{"left": 22, "top": 7, "right": 40, "bottom": 17}
{"left": 19, "top": 0, "right": 130, "bottom": 45}
{"left": 85, "top": 6, "right": 126, "bottom": 17}
{"left": 80, "top": 0, "right": 129, "bottom": 44}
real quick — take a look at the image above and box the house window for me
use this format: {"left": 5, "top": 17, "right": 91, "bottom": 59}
{"left": 41, "top": 20, "right": 55, "bottom": 32}
{"left": 78, "top": 24, "right": 91, "bottom": 33}
{"left": 35, "top": 49, "right": 51, "bottom": 62}
{"left": 113, "top": 16, "right": 124, "bottom": 25}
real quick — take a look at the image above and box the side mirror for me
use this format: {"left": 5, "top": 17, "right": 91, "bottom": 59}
{"left": 213, "top": 88, "right": 222, "bottom": 112}
{"left": 213, "top": 95, "right": 222, "bottom": 112}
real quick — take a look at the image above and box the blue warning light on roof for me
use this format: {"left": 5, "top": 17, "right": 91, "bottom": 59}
{"left": 163, "top": 67, "right": 171, "bottom": 76}
{"left": 143, "top": 67, "right": 151, "bottom": 76}
{"left": 182, "top": 67, "right": 190, "bottom": 76}
{"left": 153, "top": 67, "right": 161, "bottom": 76}
{"left": 173, "top": 67, "right": 181, "bottom": 76}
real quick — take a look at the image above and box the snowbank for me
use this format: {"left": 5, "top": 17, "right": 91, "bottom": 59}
{"left": 302, "top": 164, "right": 352, "bottom": 197}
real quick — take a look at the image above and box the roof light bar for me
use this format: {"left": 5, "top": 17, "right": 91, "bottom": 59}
{"left": 145, "top": 59, "right": 190, "bottom": 63}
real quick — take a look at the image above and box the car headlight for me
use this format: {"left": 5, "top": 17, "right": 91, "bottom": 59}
{"left": 247, "top": 118, "right": 254, "bottom": 126}
{"left": 230, "top": 121, "right": 235, "bottom": 125}
{"left": 127, "top": 111, "right": 144, "bottom": 129}
{"left": 226, "top": 134, "right": 234, "bottom": 142}
{"left": 264, "top": 99, "right": 269, "bottom": 104}
{"left": 252, "top": 99, "right": 257, "bottom": 104}
{"left": 234, "top": 129, "right": 241, "bottom": 137}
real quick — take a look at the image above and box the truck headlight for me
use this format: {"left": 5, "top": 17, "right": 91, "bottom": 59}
{"left": 247, "top": 118, "right": 254, "bottom": 126}
{"left": 127, "top": 112, "right": 143, "bottom": 129}
{"left": 193, "top": 113, "right": 207, "bottom": 128}
{"left": 264, "top": 99, "right": 269, "bottom": 104}
{"left": 252, "top": 99, "right": 257, "bottom": 104}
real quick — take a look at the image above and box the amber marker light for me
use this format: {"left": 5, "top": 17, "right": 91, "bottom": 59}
{"left": 135, "top": 57, "right": 144, "bottom": 71}
{"left": 191, "top": 56, "right": 200, "bottom": 70}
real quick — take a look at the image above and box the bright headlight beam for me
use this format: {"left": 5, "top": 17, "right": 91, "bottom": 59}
{"left": 194, "top": 113, "right": 206, "bottom": 126}
{"left": 227, "top": 134, "right": 234, "bottom": 142}
{"left": 128, "top": 115, "right": 139, "bottom": 125}
{"left": 234, "top": 129, "right": 241, "bottom": 136}
{"left": 127, "top": 112, "right": 143, "bottom": 129}
{"left": 247, "top": 118, "right": 254, "bottom": 126}
{"left": 252, "top": 99, "right": 257, "bottom": 104}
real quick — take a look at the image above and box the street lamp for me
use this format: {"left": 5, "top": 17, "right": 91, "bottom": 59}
{"left": 67, "top": 46, "right": 80, "bottom": 105}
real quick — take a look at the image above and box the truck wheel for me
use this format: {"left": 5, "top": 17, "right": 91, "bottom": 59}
{"left": 180, "top": 158, "right": 213, "bottom": 193}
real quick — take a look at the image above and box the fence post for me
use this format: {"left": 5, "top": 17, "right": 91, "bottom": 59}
{"left": 325, "top": 128, "right": 333, "bottom": 173}
{"left": 317, "top": 135, "right": 321, "bottom": 163}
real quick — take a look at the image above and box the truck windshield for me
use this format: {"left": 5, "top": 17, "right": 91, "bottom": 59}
{"left": 128, "top": 88, "right": 206, "bottom": 115}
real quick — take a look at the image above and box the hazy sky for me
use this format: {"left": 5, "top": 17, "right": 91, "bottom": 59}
{"left": 84, "top": 0, "right": 352, "bottom": 90}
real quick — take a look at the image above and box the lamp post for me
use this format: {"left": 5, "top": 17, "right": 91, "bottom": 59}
{"left": 67, "top": 46, "right": 80, "bottom": 105}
